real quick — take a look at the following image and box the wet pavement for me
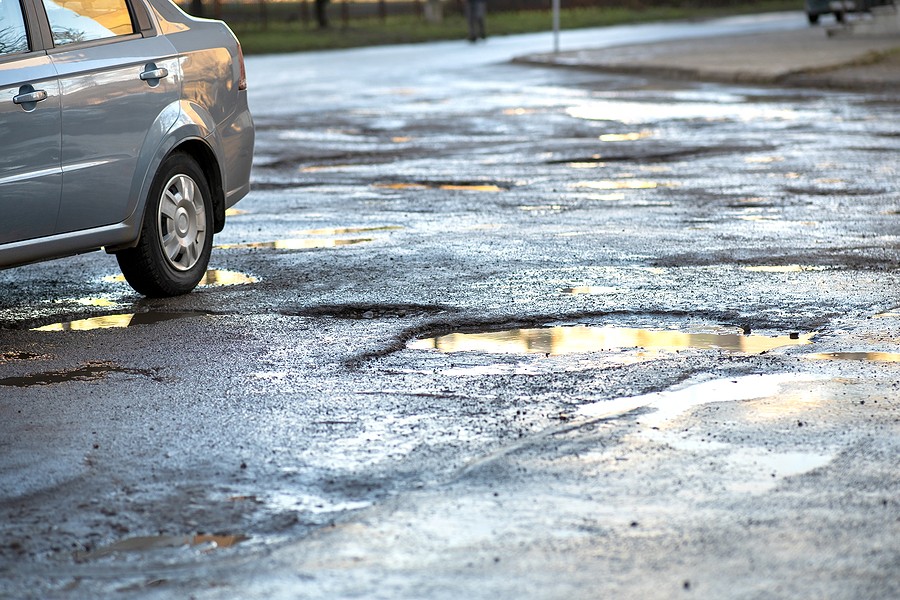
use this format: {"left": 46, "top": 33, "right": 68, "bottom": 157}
{"left": 1, "top": 11, "right": 899, "bottom": 599}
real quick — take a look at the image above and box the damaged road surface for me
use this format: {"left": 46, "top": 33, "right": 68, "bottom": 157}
{"left": 1, "top": 13, "right": 899, "bottom": 599}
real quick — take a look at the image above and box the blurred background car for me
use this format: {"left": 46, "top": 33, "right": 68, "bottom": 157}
{"left": 0, "top": 0, "right": 254, "bottom": 296}
{"left": 805, "top": 0, "right": 896, "bottom": 24}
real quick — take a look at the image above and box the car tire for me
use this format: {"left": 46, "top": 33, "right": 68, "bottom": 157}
{"left": 116, "top": 152, "right": 213, "bottom": 297}
{"left": 834, "top": 10, "right": 845, "bottom": 22}
{"left": 807, "top": 12, "right": 820, "bottom": 24}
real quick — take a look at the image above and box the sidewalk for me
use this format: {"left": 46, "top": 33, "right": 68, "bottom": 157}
{"left": 515, "top": 21, "right": 900, "bottom": 92}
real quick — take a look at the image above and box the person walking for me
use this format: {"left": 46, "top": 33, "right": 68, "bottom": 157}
{"left": 466, "top": 0, "right": 487, "bottom": 42}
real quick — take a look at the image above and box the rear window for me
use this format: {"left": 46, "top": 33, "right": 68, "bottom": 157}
{"left": 42, "top": 0, "right": 135, "bottom": 46}
{"left": 0, "top": 0, "right": 29, "bottom": 55}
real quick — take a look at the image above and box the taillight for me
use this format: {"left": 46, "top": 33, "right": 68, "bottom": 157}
{"left": 237, "top": 43, "right": 247, "bottom": 91}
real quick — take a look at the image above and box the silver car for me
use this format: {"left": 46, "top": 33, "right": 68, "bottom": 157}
{"left": 0, "top": 0, "right": 254, "bottom": 296}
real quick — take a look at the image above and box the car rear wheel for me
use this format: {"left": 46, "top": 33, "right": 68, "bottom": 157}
{"left": 116, "top": 152, "right": 213, "bottom": 297}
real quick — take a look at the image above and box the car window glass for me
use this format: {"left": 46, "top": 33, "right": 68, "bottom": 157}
{"left": 0, "top": 0, "right": 29, "bottom": 55}
{"left": 42, "top": 0, "right": 135, "bottom": 46}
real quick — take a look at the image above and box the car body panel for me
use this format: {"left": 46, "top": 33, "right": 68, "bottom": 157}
{"left": 51, "top": 35, "right": 181, "bottom": 232}
{"left": 0, "top": 55, "right": 62, "bottom": 244}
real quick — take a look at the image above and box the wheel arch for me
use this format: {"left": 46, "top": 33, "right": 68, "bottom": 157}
{"left": 171, "top": 139, "right": 226, "bottom": 235}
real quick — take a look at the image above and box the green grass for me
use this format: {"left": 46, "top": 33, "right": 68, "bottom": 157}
{"left": 231, "top": 1, "right": 799, "bottom": 54}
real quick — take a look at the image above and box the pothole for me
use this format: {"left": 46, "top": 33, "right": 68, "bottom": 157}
{"left": 75, "top": 534, "right": 247, "bottom": 561}
{"left": 0, "top": 362, "right": 161, "bottom": 387}
{"left": 32, "top": 311, "right": 211, "bottom": 331}
{"left": 373, "top": 182, "right": 507, "bottom": 192}
{"left": 805, "top": 352, "right": 900, "bottom": 362}
{"left": 408, "top": 324, "right": 812, "bottom": 356}
{"left": 217, "top": 239, "right": 373, "bottom": 250}
{"left": 103, "top": 270, "right": 258, "bottom": 287}
{"left": 0, "top": 351, "right": 43, "bottom": 363}
{"left": 284, "top": 303, "right": 451, "bottom": 320}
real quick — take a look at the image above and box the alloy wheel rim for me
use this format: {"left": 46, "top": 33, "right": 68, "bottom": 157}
{"left": 157, "top": 174, "right": 206, "bottom": 271}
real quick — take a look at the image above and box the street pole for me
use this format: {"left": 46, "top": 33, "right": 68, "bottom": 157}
{"left": 552, "top": 0, "right": 560, "bottom": 53}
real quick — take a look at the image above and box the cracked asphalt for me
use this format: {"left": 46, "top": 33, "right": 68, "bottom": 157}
{"left": 1, "top": 13, "right": 898, "bottom": 599}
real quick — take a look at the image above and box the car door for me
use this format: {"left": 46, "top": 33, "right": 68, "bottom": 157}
{"left": 40, "top": 0, "right": 179, "bottom": 233}
{"left": 0, "top": 0, "right": 62, "bottom": 244}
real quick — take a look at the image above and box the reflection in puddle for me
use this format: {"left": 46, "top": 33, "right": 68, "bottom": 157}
{"left": 297, "top": 226, "right": 402, "bottom": 236}
{"left": 32, "top": 311, "right": 209, "bottom": 332}
{"left": 599, "top": 131, "right": 652, "bottom": 142}
{"left": 562, "top": 286, "right": 618, "bottom": 295}
{"left": 743, "top": 265, "right": 827, "bottom": 273}
{"left": 77, "top": 534, "right": 247, "bottom": 561}
{"left": 503, "top": 108, "right": 538, "bottom": 115}
{"left": 805, "top": 352, "right": 900, "bottom": 362}
{"left": 519, "top": 205, "right": 564, "bottom": 212}
{"left": 584, "top": 193, "right": 627, "bottom": 201}
{"left": 199, "top": 270, "right": 258, "bottom": 286}
{"left": 0, "top": 362, "right": 156, "bottom": 387}
{"left": 71, "top": 297, "right": 120, "bottom": 308}
{"left": 578, "top": 373, "right": 823, "bottom": 423}
{"left": 408, "top": 325, "right": 812, "bottom": 356}
{"left": 374, "top": 182, "right": 506, "bottom": 192}
{"left": 726, "top": 449, "right": 832, "bottom": 494}
{"left": 744, "top": 156, "right": 784, "bottom": 164}
{"left": 566, "top": 102, "right": 798, "bottom": 124}
{"left": 574, "top": 180, "right": 661, "bottom": 190}
{"left": 104, "top": 270, "right": 257, "bottom": 287}
{"left": 300, "top": 164, "right": 358, "bottom": 173}
{"left": 218, "top": 238, "right": 373, "bottom": 250}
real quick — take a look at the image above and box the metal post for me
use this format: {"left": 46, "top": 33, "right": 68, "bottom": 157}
{"left": 552, "top": 0, "right": 560, "bottom": 53}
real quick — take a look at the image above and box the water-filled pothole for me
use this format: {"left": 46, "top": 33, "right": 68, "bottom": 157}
{"left": 0, "top": 362, "right": 160, "bottom": 387}
{"left": 76, "top": 534, "right": 247, "bottom": 561}
{"left": 217, "top": 239, "right": 373, "bottom": 250}
{"left": 103, "top": 270, "right": 257, "bottom": 287}
{"left": 32, "top": 311, "right": 210, "bottom": 332}
{"left": 0, "top": 351, "right": 42, "bottom": 362}
{"left": 805, "top": 352, "right": 900, "bottom": 362}
{"left": 374, "top": 182, "right": 506, "bottom": 192}
{"left": 408, "top": 325, "right": 812, "bottom": 356}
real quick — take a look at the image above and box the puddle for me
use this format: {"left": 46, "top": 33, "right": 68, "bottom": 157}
{"left": 76, "top": 534, "right": 247, "bottom": 561}
{"left": 217, "top": 238, "right": 373, "bottom": 250}
{"left": 519, "top": 205, "right": 564, "bottom": 212}
{"left": 744, "top": 156, "right": 784, "bottom": 164}
{"left": 726, "top": 449, "right": 833, "bottom": 494}
{"left": 103, "top": 270, "right": 257, "bottom": 287}
{"left": 577, "top": 373, "right": 824, "bottom": 423}
{"left": 374, "top": 182, "right": 506, "bottom": 192}
{"left": 562, "top": 286, "right": 618, "bottom": 295}
{"left": 599, "top": 131, "right": 653, "bottom": 142}
{"left": 408, "top": 325, "right": 812, "bottom": 356}
{"left": 573, "top": 180, "right": 662, "bottom": 190}
{"left": 32, "top": 311, "right": 209, "bottom": 331}
{"left": 0, "top": 351, "right": 42, "bottom": 363}
{"left": 198, "top": 270, "right": 258, "bottom": 286}
{"left": 565, "top": 102, "right": 798, "bottom": 124}
{"left": 743, "top": 265, "right": 827, "bottom": 273}
{"left": 805, "top": 352, "right": 900, "bottom": 362}
{"left": 0, "top": 362, "right": 158, "bottom": 387}
{"left": 297, "top": 226, "right": 402, "bottom": 236}
{"left": 583, "top": 193, "right": 627, "bottom": 201}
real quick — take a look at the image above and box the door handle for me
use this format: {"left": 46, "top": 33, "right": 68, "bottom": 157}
{"left": 13, "top": 89, "right": 48, "bottom": 105}
{"left": 139, "top": 66, "right": 169, "bottom": 84}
